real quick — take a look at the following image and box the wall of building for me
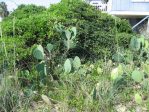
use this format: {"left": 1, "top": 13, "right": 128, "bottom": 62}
{"left": 112, "top": 0, "right": 149, "bottom": 12}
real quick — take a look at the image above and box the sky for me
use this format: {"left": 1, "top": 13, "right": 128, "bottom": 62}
{"left": 0, "top": 0, "right": 61, "bottom": 11}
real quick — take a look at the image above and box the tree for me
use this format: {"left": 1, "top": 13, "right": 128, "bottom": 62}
{"left": 0, "top": 2, "right": 9, "bottom": 19}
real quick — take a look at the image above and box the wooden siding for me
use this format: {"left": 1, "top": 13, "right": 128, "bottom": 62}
{"left": 111, "top": 0, "right": 149, "bottom": 12}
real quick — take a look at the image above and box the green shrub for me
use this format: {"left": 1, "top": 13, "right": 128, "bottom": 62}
{"left": 1, "top": 1, "right": 134, "bottom": 66}
{"left": 117, "top": 33, "right": 135, "bottom": 48}
{"left": 4, "top": 4, "right": 46, "bottom": 20}
{"left": 49, "top": 1, "right": 133, "bottom": 59}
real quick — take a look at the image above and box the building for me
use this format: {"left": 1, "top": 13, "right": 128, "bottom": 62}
{"left": 89, "top": 0, "right": 149, "bottom": 33}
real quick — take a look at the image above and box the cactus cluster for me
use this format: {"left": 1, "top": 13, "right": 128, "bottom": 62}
{"left": 130, "top": 35, "right": 149, "bottom": 51}
{"left": 32, "top": 24, "right": 77, "bottom": 76}
{"left": 113, "top": 35, "right": 149, "bottom": 63}
{"left": 55, "top": 23, "right": 77, "bottom": 50}
{"left": 32, "top": 43, "right": 53, "bottom": 76}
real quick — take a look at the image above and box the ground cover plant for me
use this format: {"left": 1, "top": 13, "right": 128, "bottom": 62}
{"left": 0, "top": 0, "right": 149, "bottom": 112}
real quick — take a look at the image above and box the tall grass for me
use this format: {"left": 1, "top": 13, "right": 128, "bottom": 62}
{"left": 0, "top": 75, "right": 31, "bottom": 112}
{"left": 0, "top": 20, "right": 31, "bottom": 112}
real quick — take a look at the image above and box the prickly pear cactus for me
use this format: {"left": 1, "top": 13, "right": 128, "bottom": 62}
{"left": 65, "top": 30, "right": 71, "bottom": 40}
{"left": 64, "top": 59, "right": 72, "bottom": 73}
{"left": 64, "top": 27, "right": 77, "bottom": 50}
{"left": 64, "top": 39, "right": 76, "bottom": 50}
{"left": 131, "top": 70, "right": 144, "bottom": 83}
{"left": 130, "top": 37, "right": 140, "bottom": 51}
{"left": 55, "top": 24, "right": 77, "bottom": 50}
{"left": 46, "top": 43, "right": 53, "bottom": 53}
{"left": 36, "top": 61, "right": 47, "bottom": 76}
{"left": 32, "top": 44, "right": 52, "bottom": 76}
{"left": 71, "top": 27, "right": 77, "bottom": 39}
{"left": 73, "top": 56, "right": 81, "bottom": 70}
{"left": 130, "top": 35, "right": 149, "bottom": 51}
{"left": 33, "top": 45, "right": 45, "bottom": 60}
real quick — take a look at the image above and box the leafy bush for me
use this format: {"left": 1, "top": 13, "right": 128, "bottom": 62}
{"left": 49, "top": 0, "right": 133, "bottom": 59}
{"left": 117, "top": 33, "right": 134, "bottom": 48}
{"left": 1, "top": 0, "right": 134, "bottom": 68}
{"left": 1, "top": 6, "right": 64, "bottom": 69}
{"left": 4, "top": 4, "right": 46, "bottom": 20}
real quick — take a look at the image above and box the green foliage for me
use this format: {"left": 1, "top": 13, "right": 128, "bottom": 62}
{"left": 5, "top": 4, "right": 46, "bottom": 20}
{"left": 2, "top": 9, "right": 49, "bottom": 66}
{"left": 1, "top": 6, "right": 62, "bottom": 69}
{"left": 2, "top": 1, "right": 149, "bottom": 111}
{"left": 1, "top": 1, "right": 149, "bottom": 112}
{"left": 112, "top": 35, "right": 149, "bottom": 63}
{"left": 2, "top": 36, "right": 149, "bottom": 111}
{"left": 1, "top": 1, "right": 134, "bottom": 63}
{"left": 134, "top": 93, "right": 142, "bottom": 104}
{"left": 112, "top": 51, "right": 125, "bottom": 62}
{"left": 48, "top": 0, "right": 82, "bottom": 17}
{"left": 49, "top": 0, "right": 133, "bottom": 59}
{"left": 2, "top": 12, "right": 59, "bottom": 48}
{"left": 130, "top": 37, "right": 141, "bottom": 51}
{"left": 0, "top": 76, "right": 31, "bottom": 112}
{"left": 117, "top": 33, "right": 134, "bottom": 48}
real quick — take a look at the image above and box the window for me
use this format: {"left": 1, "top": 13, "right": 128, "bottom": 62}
{"left": 132, "top": 0, "right": 149, "bottom": 2}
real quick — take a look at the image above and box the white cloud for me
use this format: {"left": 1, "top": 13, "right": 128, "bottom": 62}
{"left": 0, "top": 0, "right": 61, "bottom": 11}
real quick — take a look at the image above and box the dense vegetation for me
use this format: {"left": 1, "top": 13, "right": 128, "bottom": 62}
{"left": 2, "top": 0, "right": 132, "bottom": 60}
{"left": 1, "top": 0, "right": 149, "bottom": 112}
